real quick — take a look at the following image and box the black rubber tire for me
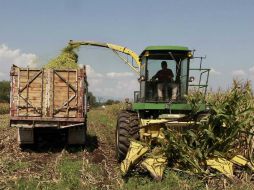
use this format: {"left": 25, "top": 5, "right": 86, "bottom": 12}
{"left": 115, "top": 110, "right": 139, "bottom": 162}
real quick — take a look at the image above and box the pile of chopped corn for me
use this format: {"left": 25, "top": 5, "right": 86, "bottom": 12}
{"left": 44, "top": 44, "right": 80, "bottom": 69}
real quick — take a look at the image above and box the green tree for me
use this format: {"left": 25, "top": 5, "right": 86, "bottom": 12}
{"left": 104, "top": 99, "right": 120, "bottom": 105}
{"left": 0, "top": 81, "right": 10, "bottom": 103}
{"left": 87, "top": 92, "right": 97, "bottom": 107}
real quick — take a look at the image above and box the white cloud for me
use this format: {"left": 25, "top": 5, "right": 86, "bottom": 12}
{"left": 0, "top": 44, "right": 38, "bottom": 68}
{"left": 249, "top": 66, "right": 254, "bottom": 74}
{"left": 86, "top": 64, "right": 104, "bottom": 78}
{"left": 85, "top": 65, "right": 135, "bottom": 80}
{"left": 83, "top": 64, "right": 139, "bottom": 99}
{"left": 232, "top": 69, "right": 246, "bottom": 78}
{"left": 210, "top": 68, "right": 221, "bottom": 75}
{"left": 0, "top": 44, "right": 38, "bottom": 80}
{"left": 106, "top": 72, "right": 134, "bottom": 78}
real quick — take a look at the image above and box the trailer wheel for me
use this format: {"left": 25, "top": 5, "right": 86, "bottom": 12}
{"left": 116, "top": 110, "right": 139, "bottom": 162}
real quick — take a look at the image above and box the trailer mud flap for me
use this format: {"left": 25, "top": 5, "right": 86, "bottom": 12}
{"left": 67, "top": 126, "right": 86, "bottom": 145}
{"left": 18, "top": 128, "right": 34, "bottom": 144}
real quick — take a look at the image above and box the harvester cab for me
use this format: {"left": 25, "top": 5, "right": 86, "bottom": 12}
{"left": 135, "top": 46, "right": 210, "bottom": 104}
{"left": 130, "top": 46, "right": 210, "bottom": 122}
{"left": 137, "top": 46, "right": 191, "bottom": 102}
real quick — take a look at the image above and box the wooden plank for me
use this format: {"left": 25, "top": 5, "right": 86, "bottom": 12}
{"left": 54, "top": 76, "right": 77, "bottom": 82}
{"left": 10, "top": 67, "right": 16, "bottom": 117}
{"left": 18, "top": 88, "right": 44, "bottom": 93}
{"left": 18, "top": 109, "right": 41, "bottom": 116}
{"left": 19, "top": 78, "right": 41, "bottom": 83}
{"left": 41, "top": 69, "right": 44, "bottom": 116}
{"left": 53, "top": 83, "right": 77, "bottom": 87}
{"left": 54, "top": 72, "right": 77, "bottom": 79}
{"left": 53, "top": 94, "right": 75, "bottom": 101}
{"left": 49, "top": 69, "right": 53, "bottom": 117}
{"left": 53, "top": 89, "right": 75, "bottom": 95}
{"left": 19, "top": 68, "right": 41, "bottom": 72}
{"left": 22, "top": 97, "right": 42, "bottom": 102}
{"left": 54, "top": 100, "right": 77, "bottom": 108}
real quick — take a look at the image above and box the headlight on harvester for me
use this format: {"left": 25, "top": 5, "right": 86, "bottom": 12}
{"left": 187, "top": 52, "right": 193, "bottom": 58}
{"left": 138, "top": 75, "right": 146, "bottom": 82}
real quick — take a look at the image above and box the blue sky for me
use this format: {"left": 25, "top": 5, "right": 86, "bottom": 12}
{"left": 0, "top": 0, "right": 254, "bottom": 99}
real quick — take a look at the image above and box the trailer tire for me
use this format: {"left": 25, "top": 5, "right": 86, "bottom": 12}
{"left": 116, "top": 110, "right": 139, "bottom": 162}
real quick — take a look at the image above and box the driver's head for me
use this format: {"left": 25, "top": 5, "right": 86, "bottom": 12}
{"left": 161, "top": 61, "right": 167, "bottom": 69}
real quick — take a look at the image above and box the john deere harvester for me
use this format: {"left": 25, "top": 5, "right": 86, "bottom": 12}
{"left": 68, "top": 41, "right": 210, "bottom": 180}
{"left": 115, "top": 46, "right": 210, "bottom": 180}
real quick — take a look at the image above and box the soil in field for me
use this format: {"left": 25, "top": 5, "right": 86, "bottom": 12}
{"left": 0, "top": 114, "right": 121, "bottom": 190}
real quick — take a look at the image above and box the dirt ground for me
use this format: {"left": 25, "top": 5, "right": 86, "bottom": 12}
{"left": 0, "top": 114, "right": 122, "bottom": 189}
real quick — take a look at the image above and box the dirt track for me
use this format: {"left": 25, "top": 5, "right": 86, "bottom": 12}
{"left": 0, "top": 114, "right": 121, "bottom": 189}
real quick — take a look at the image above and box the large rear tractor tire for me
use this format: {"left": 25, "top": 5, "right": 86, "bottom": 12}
{"left": 116, "top": 110, "right": 139, "bottom": 162}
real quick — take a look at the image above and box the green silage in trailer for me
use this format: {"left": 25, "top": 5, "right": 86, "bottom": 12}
{"left": 44, "top": 44, "right": 80, "bottom": 69}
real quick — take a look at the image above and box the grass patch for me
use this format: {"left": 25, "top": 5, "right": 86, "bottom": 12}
{"left": 57, "top": 158, "right": 82, "bottom": 189}
{"left": 88, "top": 103, "right": 124, "bottom": 128}
{"left": 0, "top": 103, "right": 9, "bottom": 114}
{"left": 7, "top": 160, "right": 30, "bottom": 172}
{"left": 88, "top": 106, "right": 118, "bottom": 145}
{"left": 16, "top": 178, "right": 40, "bottom": 190}
{"left": 80, "top": 161, "right": 109, "bottom": 189}
{"left": 0, "top": 114, "right": 9, "bottom": 128}
{"left": 123, "top": 170, "right": 205, "bottom": 190}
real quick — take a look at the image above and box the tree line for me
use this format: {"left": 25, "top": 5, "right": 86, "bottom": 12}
{"left": 87, "top": 92, "right": 120, "bottom": 107}
{"left": 0, "top": 81, "right": 10, "bottom": 103}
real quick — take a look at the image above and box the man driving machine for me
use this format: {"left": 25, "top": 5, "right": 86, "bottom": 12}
{"left": 152, "top": 61, "right": 178, "bottom": 101}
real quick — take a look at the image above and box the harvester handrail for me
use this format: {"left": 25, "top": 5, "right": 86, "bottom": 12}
{"left": 189, "top": 68, "right": 210, "bottom": 94}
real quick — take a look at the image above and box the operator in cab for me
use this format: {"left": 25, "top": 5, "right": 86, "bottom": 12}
{"left": 151, "top": 61, "right": 178, "bottom": 101}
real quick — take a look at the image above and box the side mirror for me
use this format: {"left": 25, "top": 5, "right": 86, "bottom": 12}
{"left": 138, "top": 75, "right": 146, "bottom": 82}
{"left": 189, "top": 76, "right": 195, "bottom": 82}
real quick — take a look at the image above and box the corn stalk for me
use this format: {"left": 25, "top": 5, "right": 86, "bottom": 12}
{"left": 164, "top": 80, "right": 254, "bottom": 174}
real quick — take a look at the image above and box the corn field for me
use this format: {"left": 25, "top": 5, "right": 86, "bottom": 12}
{"left": 162, "top": 80, "right": 254, "bottom": 186}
